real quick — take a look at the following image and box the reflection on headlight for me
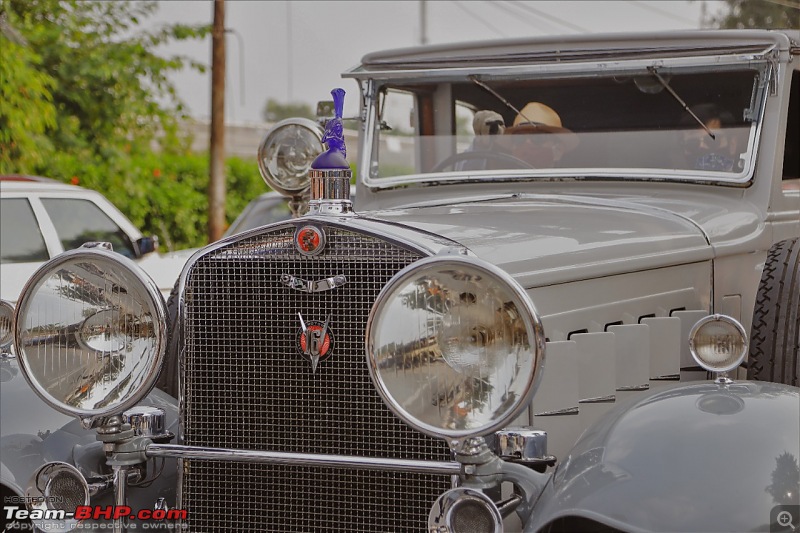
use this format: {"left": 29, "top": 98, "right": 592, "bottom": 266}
{"left": 15, "top": 249, "right": 166, "bottom": 422}
{"left": 367, "top": 257, "right": 544, "bottom": 440}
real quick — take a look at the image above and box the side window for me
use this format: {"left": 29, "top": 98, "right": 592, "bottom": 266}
{"left": 0, "top": 199, "right": 49, "bottom": 263}
{"left": 781, "top": 72, "right": 799, "bottom": 192}
{"left": 40, "top": 198, "right": 136, "bottom": 258}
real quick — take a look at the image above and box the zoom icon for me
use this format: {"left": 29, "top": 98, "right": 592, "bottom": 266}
{"left": 772, "top": 505, "right": 800, "bottom": 532}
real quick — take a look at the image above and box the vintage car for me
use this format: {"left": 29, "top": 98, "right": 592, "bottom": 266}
{"left": 3, "top": 29, "right": 800, "bottom": 533}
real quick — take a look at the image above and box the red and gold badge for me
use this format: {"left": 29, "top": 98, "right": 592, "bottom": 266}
{"left": 294, "top": 225, "right": 326, "bottom": 256}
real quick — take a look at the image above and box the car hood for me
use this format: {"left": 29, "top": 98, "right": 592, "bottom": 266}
{"left": 367, "top": 194, "right": 717, "bottom": 287}
{"left": 525, "top": 381, "right": 800, "bottom": 532}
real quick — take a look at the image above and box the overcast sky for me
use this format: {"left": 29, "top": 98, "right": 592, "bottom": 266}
{"left": 151, "top": 0, "right": 728, "bottom": 123}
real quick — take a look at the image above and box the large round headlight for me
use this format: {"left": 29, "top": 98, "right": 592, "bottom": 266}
{"left": 366, "top": 256, "right": 545, "bottom": 440}
{"left": 14, "top": 248, "right": 166, "bottom": 425}
{"left": 258, "top": 118, "right": 324, "bottom": 196}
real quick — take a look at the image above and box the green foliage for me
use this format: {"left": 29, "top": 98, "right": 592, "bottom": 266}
{"left": 0, "top": 34, "right": 56, "bottom": 170}
{"left": 703, "top": 0, "right": 799, "bottom": 29}
{"left": 262, "top": 98, "right": 315, "bottom": 123}
{"left": 43, "top": 151, "right": 266, "bottom": 252}
{"left": 1, "top": 0, "right": 210, "bottom": 168}
{"left": 0, "top": 0, "right": 246, "bottom": 251}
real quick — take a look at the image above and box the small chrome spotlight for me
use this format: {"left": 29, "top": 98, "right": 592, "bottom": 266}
{"left": 0, "top": 300, "right": 13, "bottom": 351}
{"left": 688, "top": 314, "right": 748, "bottom": 378}
{"left": 25, "top": 461, "right": 89, "bottom": 531}
{"left": 428, "top": 487, "right": 502, "bottom": 533}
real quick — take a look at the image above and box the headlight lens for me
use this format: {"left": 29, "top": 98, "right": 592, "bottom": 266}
{"left": 688, "top": 314, "right": 748, "bottom": 373}
{"left": 366, "top": 256, "right": 545, "bottom": 440}
{"left": 257, "top": 118, "right": 323, "bottom": 196}
{"left": 0, "top": 300, "right": 13, "bottom": 349}
{"left": 14, "top": 249, "right": 166, "bottom": 424}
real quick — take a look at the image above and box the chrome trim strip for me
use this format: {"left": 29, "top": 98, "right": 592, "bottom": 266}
{"left": 147, "top": 444, "right": 461, "bottom": 475}
{"left": 616, "top": 384, "right": 650, "bottom": 392}
{"left": 652, "top": 374, "right": 681, "bottom": 381}
{"left": 534, "top": 407, "right": 579, "bottom": 417}
{"left": 579, "top": 395, "right": 616, "bottom": 404}
{"left": 345, "top": 52, "right": 773, "bottom": 81}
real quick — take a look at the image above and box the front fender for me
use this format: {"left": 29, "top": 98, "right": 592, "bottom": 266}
{"left": 525, "top": 381, "right": 800, "bottom": 533}
{"left": 0, "top": 356, "right": 179, "bottom": 511}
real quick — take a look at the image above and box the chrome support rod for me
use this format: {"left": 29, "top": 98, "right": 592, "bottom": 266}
{"left": 112, "top": 465, "right": 129, "bottom": 533}
{"left": 146, "top": 443, "right": 461, "bottom": 475}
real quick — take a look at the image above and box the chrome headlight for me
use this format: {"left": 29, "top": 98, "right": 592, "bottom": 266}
{"left": 14, "top": 248, "right": 166, "bottom": 426}
{"left": 258, "top": 118, "right": 324, "bottom": 196}
{"left": 0, "top": 299, "right": 13, "bottom": 350}
{"left": 688, "top": 314, "right": 748, "bottom": 373}
{"left": 366, "top": 256, "right": 545, "bottom": 440}
{"left": 26, "top": 462, "right": 89, "bottom": 532}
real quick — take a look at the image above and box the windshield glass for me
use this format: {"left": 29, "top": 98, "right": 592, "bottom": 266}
{"left": 366, "top": 67, "right": 764, "bottom": 186}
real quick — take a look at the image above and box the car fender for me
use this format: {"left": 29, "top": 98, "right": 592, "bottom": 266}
{"left": 0, "top": 356, "right": 179, "bottom": 510}
{"left": 524, "top": 381, "right": 800, "bottom": 533}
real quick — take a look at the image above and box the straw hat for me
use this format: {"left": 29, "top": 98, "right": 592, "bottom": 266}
{"left": 505, "top": 102, "right": 578, "bottom": 152}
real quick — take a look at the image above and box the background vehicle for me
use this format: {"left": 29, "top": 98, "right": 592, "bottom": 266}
{"left": 0, "top": 175, "right": 190, "bottom": 302}
{"left": 223, "top": 190, "right": 356, "bottom": 238}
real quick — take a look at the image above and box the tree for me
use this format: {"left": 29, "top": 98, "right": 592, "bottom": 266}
{"left": 0, "top": 15, "right": 56, "bottom": 171}
{"left": 702, "top": 0, "right": 799, "bottom": 29}
{"left": 262, "top": 98, "right": 315, "bottom": 123}
{"left": 0, "top": 0, "right": 210, "bottom": 174}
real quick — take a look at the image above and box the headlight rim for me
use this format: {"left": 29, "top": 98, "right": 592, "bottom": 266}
{"left": 0, "top": 299, "right": 14, "bottom": 350}
{"left": 13, "top": 247, "right": 167, "bottom": 424}
{"left": 257, "top": 117, "right": 324, "bottom": 197}
{"left": 688, "top": 313, "right": 748, "bottom": 374}
{"left": 365, "top": 254, "right": 546, "bottom": 441}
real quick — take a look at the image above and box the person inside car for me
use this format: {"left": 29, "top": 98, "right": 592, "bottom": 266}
{"left": 501, "top": 101, "right": 579, "bottom": 168}
{"left": 454, "top": 110, "right": 507, "bottom": 171}
{"left": 678, "top": 103, "right": 746, "bottom": 172}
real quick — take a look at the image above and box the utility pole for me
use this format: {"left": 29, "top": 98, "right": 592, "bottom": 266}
{"left": 209, "top": 0, "right": 226, "bottom": 242}
{"left": 420, "top": 0, "right": 428, "bottom": 45}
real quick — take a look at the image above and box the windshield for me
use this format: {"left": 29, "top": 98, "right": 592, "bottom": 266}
{"left": 365, "top": 67, "right": 766, "bottom": 187}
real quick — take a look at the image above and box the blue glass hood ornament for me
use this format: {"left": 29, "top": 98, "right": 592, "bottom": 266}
{"left": 313, "top": 88, "right": 348, "bottom": 169}
{"left": 308, "top": 88, "right": 353, "bottom": 215}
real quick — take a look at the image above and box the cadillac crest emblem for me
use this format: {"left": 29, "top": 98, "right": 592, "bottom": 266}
{"left": 297, "top": 313, "right": 334, "bottom": 373}
{"left": 295, "top": 225, "right": 326, "bottom": 256}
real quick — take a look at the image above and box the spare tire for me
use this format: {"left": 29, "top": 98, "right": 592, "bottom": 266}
{"left": 748, "top": 238, "right": 800, "bottom": 386}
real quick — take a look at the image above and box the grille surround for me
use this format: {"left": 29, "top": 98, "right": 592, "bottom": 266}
{"left": 178, "top": 220, "right": 454, "bottom": 532}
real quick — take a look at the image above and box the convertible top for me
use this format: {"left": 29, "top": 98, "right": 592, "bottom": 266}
{"left": 346, "top": 29, "right": 799, "bottom": 77}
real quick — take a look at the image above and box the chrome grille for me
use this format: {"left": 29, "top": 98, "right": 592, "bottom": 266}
{"left": 180, "top": 224, "right": 452, "bottom": 532}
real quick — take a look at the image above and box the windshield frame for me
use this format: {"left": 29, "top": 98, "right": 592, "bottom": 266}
{"left": 355, "top": 55, "right": 773, "bottom": 190}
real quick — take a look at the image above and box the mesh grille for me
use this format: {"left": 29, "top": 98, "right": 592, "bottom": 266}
{"left": 181, "top": 224, "right": 452, "bottom": 532}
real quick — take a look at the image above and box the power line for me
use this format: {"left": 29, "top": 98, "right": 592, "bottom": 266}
{"left": 488, "top": 1, "right": 562, "bottom": 33}
{"left": 625, "top": 0, "right": 699, "bottom": 25}
{"left": 509, "top": 1, "right": 589, "bottom": 33}
{"left": 451, "top": 1, "right": 507, "bottom": 37}
{"left": 761, "top": 0, "right": 800, "bottom": 10}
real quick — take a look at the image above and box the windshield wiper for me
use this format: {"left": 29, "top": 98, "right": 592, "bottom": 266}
{"left": 469, "top": 75, "right": 535, "bottom": 124}
{"left": 647, "top": 66, "right": 715, "bottom": 140}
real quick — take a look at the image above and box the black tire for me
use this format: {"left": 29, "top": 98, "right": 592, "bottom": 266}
{"left": 155, "top": 279, "right": 181, "bottom": 398}
{"left": 748, "top": 238, "right": 800, "bottom": 386}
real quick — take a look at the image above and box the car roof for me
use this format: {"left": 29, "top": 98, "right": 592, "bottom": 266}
{"left": 0, "top": 175, "right": 88, "bottom": 194}
{"left": 346, "top": 29, "right": 799, "bottom": 77}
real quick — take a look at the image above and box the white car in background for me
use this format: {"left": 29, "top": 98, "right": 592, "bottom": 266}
{"left": 0, "top": 175, "right": 190, "bottom": 302}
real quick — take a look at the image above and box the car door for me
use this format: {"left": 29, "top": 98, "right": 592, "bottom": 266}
{"left": 38, "top": 196, "right": 138, "bottom": 259}
{"left": 0, "top": 198, "right": 56, "bottom": 302}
